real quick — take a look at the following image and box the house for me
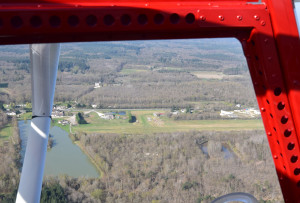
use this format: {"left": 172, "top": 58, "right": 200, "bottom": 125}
{"left": 220, "top": 110, "right": 234, "bottom": 116}
{"left": 104, "top": 112, "right": 114, "bottom": 120}
{"left": 220, "top": 110, "right": 237, "bottom": 118}
{"left": 58, "top": 120, "right": 70, "bottom": 126}
{"left": 172, "top": 111, "right": 179, "bottom": 115}
{"left": 6, "top": 112, "right": 16, "bottom": 116}
{"left": 94, "top": 83, "right": 101, "bottom": 88}
{"left": 52, "top": 110, "right": 64, "bottom": 118}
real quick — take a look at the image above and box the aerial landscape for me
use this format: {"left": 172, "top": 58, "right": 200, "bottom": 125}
{"left": 0, "top": 39, "right": 283, "bottom": 202}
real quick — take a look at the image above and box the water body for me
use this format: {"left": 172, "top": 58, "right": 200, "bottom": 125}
{"left": 201, "top": 144, "right": 234, "bottom": 159}
{"left": 18, "top": 120, "right": 99, "bottom": 178}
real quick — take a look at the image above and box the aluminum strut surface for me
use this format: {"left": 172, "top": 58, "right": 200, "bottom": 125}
{"left": 16, "top": 44, "right": 60, "bottom": 203}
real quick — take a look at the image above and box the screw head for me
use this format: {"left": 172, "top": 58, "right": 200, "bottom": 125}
{"left": 264, "top": 38, "right": 269, "bottom": 43}
{"left": 274, "top": 155, "right": 278, "bottom": 159}
{"left": 237, "top": 15, "right": 243, "bottom": 21}
{"left": 254, "top": 15, "right": 260, "bottom": 20}
{"left": 218, "top": 15, "right": 224, "bottom": 21}
{"left": 200, "top": 16, "right": 206, "bottom": 21}
{"left": 267, "top": 132, "right": 272, "bottom": 136}
{"left": 261, "top": 107, "right": 266, "bottom": 112}
{"left": 261, "top": 20, "right": 266, "bottom": 26}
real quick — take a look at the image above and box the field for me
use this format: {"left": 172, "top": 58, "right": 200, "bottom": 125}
{"left": 0, "top": 123, "right": 12, "bottom": 140}
{"left": 54, "top": 110, "right": 264, "bottom": 135}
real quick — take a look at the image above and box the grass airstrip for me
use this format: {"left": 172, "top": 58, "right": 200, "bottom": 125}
{"left": 54, "top": 110, "right": 264, "bottom": 135}
{"left": 0, "top": 124, "right": 12, "bottom": 140}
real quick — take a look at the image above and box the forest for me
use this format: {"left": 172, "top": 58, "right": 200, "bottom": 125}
{"left": 0, "top": 39, "right": 281, "bottom": 202}
{"left": 0, "top": 39, "right": 257, "bottom": 112}
{"left": 0, "top": 125, "right": 283, "bottom": 203}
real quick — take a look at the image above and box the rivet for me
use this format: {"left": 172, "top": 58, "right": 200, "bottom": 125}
{"left": 267, "top": 132, "right": 272, "bottom": 136}
{"left": 293, "top": 80, "right": 299, "bottom": 85}
{"left": 145, "top": 3, "right": 149, "bottom": 6}
{"left": 200, "top": 16, "right": 206, "bottom": 21}
{"left": 37, "top": 4, "right": 41, "bottom": 8}
{"left": 268, "top": 57, "right": 272, "bottom": 61}
{"left": 261, "top": 107, "right": 266, "bottom": 112}
{"left": 254, "top": 15, "right": 260, "bottom": 21}
{"left": 261, "top": 20, "right": 266, "bottom": 26}
{"left": 237, "top": 15, "right": 243, "bottom": 21}
{"left": 264, "top": 38, "right": 269, "bottom": 43}
{"left": 219, "top": 15, "right": 224, "bottom": 21}
{"left": 274, "top": 155, "right": 278, "bottom": 159}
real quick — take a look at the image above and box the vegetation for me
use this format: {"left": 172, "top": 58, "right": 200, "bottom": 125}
{"left": 76, "top": 112, "right": 87, "bottom": 124}
{"left": 40, "top": 182, "right": 67, "bottom": 203}
{"left": 128, "top": 111, "right": 134, "bottom": 123}
{"left": 0, "top": 39, "right": 256, "bottom": 112}
{"left": 0, "top": 115, "right": 21, "bottom": 201}
{"left": 62, "top": 130, "right": 282, "bottom": 203}
{"left": 57, "top": 111, "right": 263, "bottom": 135}
{"left": 0, "top": 40, "right": 284, "bottom": 202}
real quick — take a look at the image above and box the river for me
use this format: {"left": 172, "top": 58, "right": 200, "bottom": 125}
{"left": 18, "top": 120, "right": 99, "bottom": 178}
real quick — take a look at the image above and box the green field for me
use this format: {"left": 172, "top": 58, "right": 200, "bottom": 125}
{"left": 120, "top": 68, "right": 147, "bottom": 74}
{"left": 19, "top": 112, "right": 32, "bottom": 120}
{"left": 55, "top": 110, "right": 264, "bottom": 135}
{"left": 0, "top": 124, "right": 12, "bottom": 140}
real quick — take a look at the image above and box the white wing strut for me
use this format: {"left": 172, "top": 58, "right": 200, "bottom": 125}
{"left": 16, "top": 44, "right": 61, "bottom": 203}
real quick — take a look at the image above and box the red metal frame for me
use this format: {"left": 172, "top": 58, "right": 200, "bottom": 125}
{"left": 0, "top": 0, "right": 299, "bottom": 202}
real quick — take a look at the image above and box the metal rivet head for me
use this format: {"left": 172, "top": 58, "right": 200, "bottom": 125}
{"left": 254, "top": 15, "right": 260, "bottom": 20}
{"left": 261, "top": 107, "right": 266, "bottom": 112}
{"left": 237, "top": 15, "right": 242, "bottom": 21}
{"left": 200, "top": 16, "right": 206, "bottom": 21}
{"left": 261, "top": 20, "right": 266, "bottom": 26}
{"left": 274, "top": 155, "right": 278, "bottom": 159}
{"left": 264, "top": 38, "right": 268, "bottom": 43}
{"left": 267, "top": 132, "right": 272, "bottom": 136}
{"left": 218, "top": 15, "right": 224, "bottom": 21}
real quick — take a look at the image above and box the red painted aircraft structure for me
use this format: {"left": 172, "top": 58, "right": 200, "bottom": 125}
{"left": 0, "top": 0, "right": 299, "bottom": 202}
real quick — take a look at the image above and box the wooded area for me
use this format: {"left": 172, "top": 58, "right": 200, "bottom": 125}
{"left": 0, "top": 39, "right": 280, "bottom": 202}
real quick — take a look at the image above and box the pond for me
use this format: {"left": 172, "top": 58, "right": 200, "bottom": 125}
{"left": 19, "top": 120, "right": 99, "bottom": 178}
{"left": 201, "top": 144, "right": 234, "bottom": 159}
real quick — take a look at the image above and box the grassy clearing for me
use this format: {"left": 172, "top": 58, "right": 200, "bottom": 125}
{"left": 18, "top": 112, "right": 32, "bottom": 120}
{"left": 120, "top": 68, "right": 147, "bottom": 74}
{"left": 191, "top": 71, "right": 225, "bottom": 79}
{"left": 0, "top": 124, "right": 12, "bottom": 140}
{"left": 64, "top": 110, "right": 263, "bottom": 135}
{"left": 191, "top": 71, "right": 245, "bottom": 80}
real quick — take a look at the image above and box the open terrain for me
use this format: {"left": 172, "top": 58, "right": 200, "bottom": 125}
{"left": 0, "top": 39, "right": 283, "bottom": 202}
{"left": 53, "top": 110, "right": 263, "bottom": 135}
